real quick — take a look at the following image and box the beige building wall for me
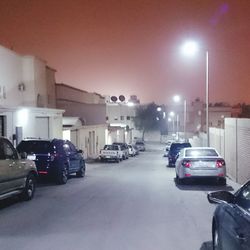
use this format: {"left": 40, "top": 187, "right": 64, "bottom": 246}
{"left": 56, "top": 84, "right": 106, "bottom": 125}
{"left": 63, "top": 124, "right": 107, "bottom": 159}
{"left": 0, "top": 45, "right": 56, "bottom": 108}
{"left": 56, "top": 84, "right": 105, "bottom": 104}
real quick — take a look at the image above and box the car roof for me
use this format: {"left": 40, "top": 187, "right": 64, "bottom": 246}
{"left": 184, "top": 147, "right": 216, "bottom": 150}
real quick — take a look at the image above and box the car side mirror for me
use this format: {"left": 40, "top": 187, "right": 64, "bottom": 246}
{"left": 207, "top": 191, "right": 235, "bottom": 204}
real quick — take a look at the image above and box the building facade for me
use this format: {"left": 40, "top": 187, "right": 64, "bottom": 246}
{"left": 0, "top": 44, "right": 63, "bottom": 144}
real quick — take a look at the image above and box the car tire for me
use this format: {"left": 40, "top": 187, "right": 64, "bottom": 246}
{"left": 76, "top": 164, "right": 85, "bottom": 178}
{"left": 213, "top": 221, "right": 222, "bottom": 250}
{"left": 57, "top": 165, "right": 68, "bottom": 185}
{"left": 176, "top": 174, "right": 183, "bottom": 185}
{"left": 21, "top": 173, "right": 36, "bottom": 201}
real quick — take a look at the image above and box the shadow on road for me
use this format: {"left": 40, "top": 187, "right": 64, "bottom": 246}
{"left": 0, "top": 196, "right": 21, "bottom": 210}
{"left": 200, "top": 241, "right": 213, "bottom": 250}
{"left": 174, "top": 178, "right": 234, "bottom": 192}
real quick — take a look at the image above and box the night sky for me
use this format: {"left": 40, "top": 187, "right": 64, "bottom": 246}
{"left": 0, "top": 0, "right": 250, "bottom": 104}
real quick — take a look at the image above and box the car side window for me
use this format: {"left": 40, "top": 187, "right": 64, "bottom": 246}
{"left": 63, "top": 143, "right": 71, "bottom": 155}
{"left": 235, "top": 184, "right": 250, "bottom": 211}
{"left": 1, "top": 140, "right": 17, "bottom": 160}
{"left": 68, "top": 142, "right": 77, "bottom": 153}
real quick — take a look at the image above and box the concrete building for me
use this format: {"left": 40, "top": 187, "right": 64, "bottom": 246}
{"left": 105, "top": 96, "right": 142, "bottom": 144}
{"left": 56, "top": 83, "right": 106, "bottom": 126}
{"left": 56, "top": 84, "right": 108, "bottom": 159}
{"left": 0, "top": 44, "right": 63, "bottom": 144}
{"left": 168, "top": 99, "right": 241, "bottom": 138}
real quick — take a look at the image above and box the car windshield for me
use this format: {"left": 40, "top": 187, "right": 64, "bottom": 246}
{"left": 104, "top": 145, "right": 118, "bottom": 150}
{"left": 185, "top": 148, "right": 218, "bottom": 157}
{"left": 17, "top": 141, "right": 53, "bottom": 154}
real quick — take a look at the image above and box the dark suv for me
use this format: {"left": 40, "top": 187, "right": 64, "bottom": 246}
{"left": 17, "top": 139, "right": 85, "bottom": 184}
{"left": 168, "top": 142, "right": 191, "bottom": 167}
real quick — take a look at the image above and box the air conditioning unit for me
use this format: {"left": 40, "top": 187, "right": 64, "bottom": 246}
{"left": 18, "top": 83, "right": 26, "bottom": 91}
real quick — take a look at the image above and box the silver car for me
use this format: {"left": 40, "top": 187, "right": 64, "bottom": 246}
{"left": 175, "top": 147, "right": 226, "bottom": 185}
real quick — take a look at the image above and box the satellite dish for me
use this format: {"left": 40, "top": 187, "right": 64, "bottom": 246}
{"left": 119, "top": 95, "right": 125, "bottom": 102}
{"left": 111, "top": 96, "right": 118, "bottom": 102}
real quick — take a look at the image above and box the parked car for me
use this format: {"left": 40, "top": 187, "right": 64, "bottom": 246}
{"left": 17, "top": 138, "right": 85, "bottom": 184}
{"left": 100, "top": 144, "right": 123, "bottom": 162}
{"left": 112, "top": 142, "right": 129, "bottom": 159}
{"left": 135, "top": 141, "right": 146, "bottom": 151}
{"left": 0, "top": 137, "right": 37, "bottom": 201}
{"left": 175, "top": 147, "right": 226, "bottom": 185}
{"left": 168, "top": 142, "right": 191, "bottom": 167}
{"left": 207, "top": 181, "right": 250, "bottom": 249}
{"left": 133, "top": 145, "right": 140, "bottom": 155}
{"left": 163, "top": 140, "right": 173, "bottom": 157}
{"left": 128, "top": 144, "right": 136, "bottom": 157}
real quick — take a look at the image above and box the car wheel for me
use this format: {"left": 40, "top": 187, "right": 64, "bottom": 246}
{"left": 213, "top": 222, "right": 222, "bottom": 250}
{"left": 21, "top": 173, "right": 36, "bottom": 201}
{"left": 57, "top": 165, "right": 68, "bottom": 184}
{"left": 176, "top": 174, "right": 183, "bottom": 185}
{"left": 76, "top": 164, "right": 85, "bottom": 178}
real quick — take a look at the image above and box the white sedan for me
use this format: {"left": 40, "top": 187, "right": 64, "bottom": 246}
{"left": 175, "top": 147, "right": 226, "bottom": 185}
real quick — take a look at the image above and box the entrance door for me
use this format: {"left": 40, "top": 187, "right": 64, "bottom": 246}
{"left": 35, "top": 117, "right": 49, "bottom": 139}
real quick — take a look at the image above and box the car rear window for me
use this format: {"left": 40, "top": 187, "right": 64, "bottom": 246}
{"left": 17, "top": 141, "right": 53, "bottom": 154}
{"left": 185, "top": 148, "right": 218, "bottom": 157}
{"left": 136, "top": 142, "right": 144, "bottom": 145}
{"left": 170, "top": 143, "right": 191, "bottom": 152}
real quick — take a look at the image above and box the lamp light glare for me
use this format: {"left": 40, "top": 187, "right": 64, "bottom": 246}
{"left": 181, "top": 40, "right": 199, "bottom": 57}
{"left": 173, "top": 95, "right": 181, "bottom": 103}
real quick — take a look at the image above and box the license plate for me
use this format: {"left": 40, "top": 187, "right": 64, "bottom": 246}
{"left": 27, "top": 154, "right": 36, "bottom": 160}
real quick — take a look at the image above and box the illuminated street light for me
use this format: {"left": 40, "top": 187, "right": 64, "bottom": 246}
{"left": 157, "top": 107, "right": 162, "bottom": 112}
{"left": 169, "top": 111, "right": 175, "bottom": 117}
{"left": 181, "top": 40, "right": 209, "bottom": 146}
{"left": 180, "top": 40, "right": 199, "bottom": 57}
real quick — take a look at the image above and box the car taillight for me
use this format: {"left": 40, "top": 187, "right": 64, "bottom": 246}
{"left": 216, "top": 160, "right": 225, "bottom": 168}
{"left": 182, "top": 160, "right": 192, "bottom": 168}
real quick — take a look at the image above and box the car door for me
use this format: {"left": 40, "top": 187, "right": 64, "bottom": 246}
{"left": 67, "top": 142, "right": 81, "bottom": 172}
{"left": 0, "top": 138, "right": 25, "bottom": 194}
{"left": 0, "top": 140, "right": 10, "bottom": 194}
{"left": 220, "top": 184, "right": 250, "bottom": 250}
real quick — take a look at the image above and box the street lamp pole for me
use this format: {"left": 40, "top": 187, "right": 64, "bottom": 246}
{"left": 206, "top": 51, "right": 209, "bottom": 146}
{"left": 184, "top": 99, "right": 187, "bottom": 140}
{"left": 176, "top": 114, "right": 179, "bottom": 141}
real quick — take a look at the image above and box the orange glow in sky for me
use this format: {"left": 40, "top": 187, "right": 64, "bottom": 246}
{"left": 0, "top": 0, "right": 249, "bottom": 104}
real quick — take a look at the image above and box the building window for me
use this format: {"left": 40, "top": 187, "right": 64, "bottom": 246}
{"left": 114, "top": 117, "right": 118, "bottom": 121}
{"left": 127, "top": 116, "right": 130, "bottom": 120}
{"left": 106, "top": 116, "right": 109, "bottom": 121}
{"left": 120, "top": 116, "right": 124, "bottom": 120}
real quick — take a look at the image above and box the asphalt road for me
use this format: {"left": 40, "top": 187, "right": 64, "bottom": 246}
{"left": 0, "top": 143, "right": 240, "bottom": 250}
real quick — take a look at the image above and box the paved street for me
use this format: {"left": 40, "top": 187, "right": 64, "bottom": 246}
{"left": 0, "top": 143, "right": 240, "bottom": 250}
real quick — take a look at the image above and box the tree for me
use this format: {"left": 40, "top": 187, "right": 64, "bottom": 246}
{"left": 134, "top": 103, "right": 166, "bottom": 140}
{"left": 240, "top": 103, "right": 250, "bottom": 118}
